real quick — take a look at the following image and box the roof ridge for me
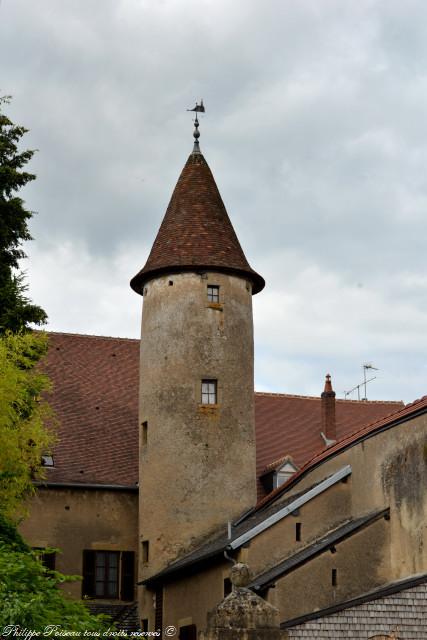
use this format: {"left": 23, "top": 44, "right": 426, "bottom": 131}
{"left": 336, "top": 398, "right": 403, "bottom": 405}
{"left": 255, "top": 391, "right": 402, "bottom": 404}
{"left": 46, "top": 331, "right": 139, "bottom": 343}
{"left": 255, "top": 392, "right": 320, "bottom": 400}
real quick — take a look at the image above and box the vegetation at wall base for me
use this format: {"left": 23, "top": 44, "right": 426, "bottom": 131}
{"left": 0, "top": 513, "right": 112, "bottom": 631}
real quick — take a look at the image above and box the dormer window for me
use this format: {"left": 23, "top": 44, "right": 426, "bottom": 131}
{"left": 41, "top": 455, "right": 54, "bottom": 467}
{"left": 207, "top": 285, "right": 219, "bottom": 303}
{"left": 276, "top": 460, "right": 298, "bottom": 487}
{"left": 260, "top": 456, "right": 298, "bottom": 494}
{"left": 201, "top": 379, "right": 217, "bottom": 405}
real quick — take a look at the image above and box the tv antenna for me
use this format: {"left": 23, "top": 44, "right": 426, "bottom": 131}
{"left": 344, "top": 363, "right": 379, "bottom": 401}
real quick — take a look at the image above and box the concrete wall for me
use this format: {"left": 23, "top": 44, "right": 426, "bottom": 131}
{"left": 247, "top": 479, "right": 352, "bottom": 576}
{"left": 163, "top": 562, "right": 230, "bottom": 634}
{"left": 269, "top": 412, "right": 427, "bottom": 621}
{"left": 19, "top": 487, "right": 138, "bottom": 601}
{"left": 138, "top": 271, "right": 256, "bottom": 580}
{"left": 271, "top": 515, "right": 390, "bottom": 621}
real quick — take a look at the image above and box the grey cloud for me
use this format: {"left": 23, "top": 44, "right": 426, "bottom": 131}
{"left": 1, "top": 0, "right": 426, "bottom": 403}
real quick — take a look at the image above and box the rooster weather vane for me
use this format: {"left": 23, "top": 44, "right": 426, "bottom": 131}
{"left": 187, "top": 100, "right": 205, "bottom": 153}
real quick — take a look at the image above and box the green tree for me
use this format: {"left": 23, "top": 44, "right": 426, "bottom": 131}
{"left": 0, "top": 95, "right": 47, "bottom": 333}
{"left": 0, "top": 331, "right": 54, "bottom": 519}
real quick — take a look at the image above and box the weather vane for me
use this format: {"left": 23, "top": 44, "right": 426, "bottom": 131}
{"left": 187, "top": 100, "right": 205, "bottom": 153}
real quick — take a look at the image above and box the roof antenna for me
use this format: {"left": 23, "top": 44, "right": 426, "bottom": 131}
{"left": 187, "top": 100, "right": 205, "bottom": 154}
{"left": 344, "top": 363, "right": 379, "bottom": 401}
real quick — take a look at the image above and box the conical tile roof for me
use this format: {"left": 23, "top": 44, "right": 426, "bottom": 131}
{"left": 130, "top": 151, "right": 265, "bottom": 295}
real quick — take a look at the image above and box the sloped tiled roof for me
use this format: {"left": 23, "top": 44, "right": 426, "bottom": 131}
{"left": 86, "top": 604, "right": 139, "bottom": 632}
{"left": 256, "top": 393, "right": 427, "bottom": 510}
{"left": 42, "top": 333, "right": 403, "bottom": 493}
{"left": 42, "top": 332, "right": 140, "bottom": 487}
{"left": 282, "top": 572, "right": 427, "bottom": 632}
{"left": 255, "top": 392, "right": 402, "bottom": 497}
{"left": 130, "top": 151, "right": 265, "bottom": 295}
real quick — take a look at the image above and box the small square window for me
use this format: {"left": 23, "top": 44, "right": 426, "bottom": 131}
{"left": 207, "top": 285, "right": 219, "bottom": 303}
{"left": 41, "top": 455, "right": 54, "bottom": 467}
{"left": 201, "top": 379, "right": 217, "bottom": 405}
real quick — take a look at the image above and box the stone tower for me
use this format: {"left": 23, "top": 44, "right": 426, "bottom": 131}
{"left": 130, "top": 118, "right": 264, "bottom": 625}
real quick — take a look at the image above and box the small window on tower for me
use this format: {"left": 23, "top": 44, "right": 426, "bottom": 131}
{"left": 207, "top": 285, "right": 219, "bottom": 303}
{"left": 201, "top": 379, "right": 217, "bottom": 405}
{"left": 142, "top": 540, "right": 149, "bottom": 564}
{"left": 142, "top": 421, "right": 148, "bottom": 447}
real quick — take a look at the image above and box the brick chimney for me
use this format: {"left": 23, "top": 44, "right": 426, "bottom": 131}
{"left": 321, "top": 374, "right": 336, "bottom": 442}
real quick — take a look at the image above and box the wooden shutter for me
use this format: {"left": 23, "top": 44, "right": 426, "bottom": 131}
{"left": 120, "top": 551, "right": 135, "bottom": 601}
{"left": 154, "top": 586, "right": 163, "bottom": 632}
{"left": 82, "top": 550, "right": 96, "bottom": 597}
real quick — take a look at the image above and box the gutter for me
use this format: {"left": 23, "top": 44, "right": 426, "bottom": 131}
{"left": 227, "top": 465, "right": 352, "bottom": 551}
{"left": 34, "top": 481, "right": 138, "bottom": 492}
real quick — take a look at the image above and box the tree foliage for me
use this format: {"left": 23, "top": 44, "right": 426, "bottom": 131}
{"left": 0, "top": 101, "right": 112, "bottom": 633}
{"left": 0, "top": 331, "right": 55, "bottom": 519}
{"left": 0, "top": 513, "right": 111, "bottom": 632}
{"left": 0, "top": 95, "right": 47, "bottom": 333}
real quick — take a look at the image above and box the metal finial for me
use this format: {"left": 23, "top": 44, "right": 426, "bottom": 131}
{"left": 187, "top": 100, "right": 205, "bottom": 154}
{"left": 193, "top": 115, "right": 201, "bottom": 153}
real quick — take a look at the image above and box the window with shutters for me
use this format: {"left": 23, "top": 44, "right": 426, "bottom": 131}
{"left": 82, "top": 550, "right": 135, "bottom": 601}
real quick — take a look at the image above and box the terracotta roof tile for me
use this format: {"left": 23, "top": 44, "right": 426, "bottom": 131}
{"left": 42, "top": 333, "right": 403, "bottom": 495}
{"left": 256, "top": 394, "right": 426, "bottom": 510}
{"left": 255, "top": 391, "right": 402, "bottom": 498}
{"left": 42, "top": 332, "right": 140, "bottom": 487}
{"left": 130, "top": 152, "right": 264, "bottom": 294}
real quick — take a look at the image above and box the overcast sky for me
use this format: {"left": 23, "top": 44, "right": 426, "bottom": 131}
{"left": 1, "top": 0, "right": 426, "bottom": 403}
